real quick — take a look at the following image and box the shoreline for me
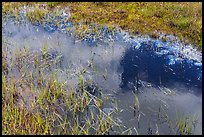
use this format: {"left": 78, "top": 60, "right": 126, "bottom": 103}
{"left": 2, "top": 2, "right": 202, "bottom": 49}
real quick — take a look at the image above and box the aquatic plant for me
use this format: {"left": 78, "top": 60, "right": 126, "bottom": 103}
{"left": 176, "top": 112, "right": 199, "bottom": 135}
{"left": 2, "top": 3, "right": 201, "bottom": 134}
{"left": 2, "top": 39, "right": 122, "bottom": 135}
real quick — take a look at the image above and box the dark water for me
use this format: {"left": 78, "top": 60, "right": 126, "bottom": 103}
{"left": 120, "top": 40, "right": 202, "bottom": 91}
{"left": 2, "top": 14, "right": 202, "bottom": 134}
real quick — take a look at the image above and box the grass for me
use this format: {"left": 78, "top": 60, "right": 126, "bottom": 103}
{"left": 2, "top": 36, "right": 200, "bottom": 135}
{"left": 176, "top": 112, "right": 199, "bottom": 135}
{"left": 2, "top": 2, "right": 201, "bottom": 135}
{"left": 2, "top": 39, "right": 120, "bottom": 135}
{"left": 2, "top": 2, "right": 202, "bottom": 48}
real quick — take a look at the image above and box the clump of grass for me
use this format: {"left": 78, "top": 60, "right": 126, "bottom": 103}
{"left": 170, "top": 17, "right": 191, "bottom": 30}
{"left": 25, "top": 5, "right": 46, "bottom": 23}
{"left": 2, "top": 39, "right": 121, "bottom": 135}
{"left": 47, "top": 2, "right": 59, "bottom": 8}
{"left": 176, "top": 112, "right": 199, "bottom": 135}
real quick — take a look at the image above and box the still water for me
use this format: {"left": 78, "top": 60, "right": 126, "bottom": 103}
{"left": 2, "top": 16, "right": 202, "bottom": 134}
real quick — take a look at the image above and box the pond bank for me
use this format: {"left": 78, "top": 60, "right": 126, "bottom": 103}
{"left": 2, "top": 2, "right": 202, "bottom": 48}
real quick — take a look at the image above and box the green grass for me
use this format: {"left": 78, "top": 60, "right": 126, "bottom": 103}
{"left": 47, "top": 2, "right": 59, "bottom": 8}
{"left": 2, "top": 2, "right": 202, "bottom": 48}
{"left": 2, "top": 2, "right": 201, "bottom": 135}
{"left": 176, "top": 112, "right": 199, "bottom": 135}
{"left": 2, "top": 37, "right": 200, "bottom": 135}
{"left": 2, "top": 39, "right": 119, "bottom": 135}
{"left": 171, "top": 17, "right": 191, "bottom": 30}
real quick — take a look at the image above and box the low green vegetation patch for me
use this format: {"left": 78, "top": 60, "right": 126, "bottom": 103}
{"left": 2, "top": 2, "right": 202, "bottom": 48}
{"left": 2, "top": 39, "right": 118, "bottom": 135}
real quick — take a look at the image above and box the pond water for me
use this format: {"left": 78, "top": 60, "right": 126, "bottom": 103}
{"left": 2, "top": 14, "right": 202, "bottom": 135}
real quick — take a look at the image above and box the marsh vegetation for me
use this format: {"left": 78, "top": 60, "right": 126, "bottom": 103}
{"left": 2, "top": 2, "right": 202, "bottom": 135}
{"left": 2, "top": 2, "right": 202, "bottom": 48}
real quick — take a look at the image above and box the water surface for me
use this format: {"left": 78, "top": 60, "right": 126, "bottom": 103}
{"left": 2, "top": 16, "right": 202, "bottom": 135}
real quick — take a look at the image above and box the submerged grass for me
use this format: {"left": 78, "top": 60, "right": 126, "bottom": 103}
{"left": 2, "top": 2, "right": 202, "bottom": 48}
{"left": 175, "top": 112, "right": 199, "bottom": 135}
{"left": 2, "top": 32, "right": 200, "bottom": 135}
{"left": 2, "top": 39, "right": 120, "bottom": 135}
{"left": 2, "top": 3, "right": 201, "bottom": 134}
